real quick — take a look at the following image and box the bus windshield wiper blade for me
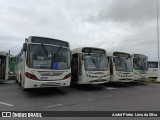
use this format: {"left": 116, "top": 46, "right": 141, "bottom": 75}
{"left": 51, "top": 46, "right": 62, "bottom": 69}
{"left": 90, "top": 54, "right": 99, "bottom": 70}
{"left": 41, "top": 43, "right": 49, "bottom": 68}
{"left": 41, "top": 43, "right": 48, "bottom": 57}
{"left": 54, "top": 47, "right": 62, "bottom": 62}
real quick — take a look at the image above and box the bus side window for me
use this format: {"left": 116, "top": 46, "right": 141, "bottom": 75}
{"left": 107, "top": 56, "right": 110, "bottom": 68}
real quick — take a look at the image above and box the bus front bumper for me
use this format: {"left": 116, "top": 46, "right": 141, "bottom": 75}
{"left": 23, "top": 78, "right": 71, "bottom": 89}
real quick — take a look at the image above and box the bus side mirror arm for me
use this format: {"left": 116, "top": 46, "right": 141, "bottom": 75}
{"left": 70, "top": 51, "right": 72, "bottom": 61}
{"left": 113, "top": 58, "right": 115, "bottom": 63}
{"left": 81, "top": 54, "right": 83, "bottom": 61}
{"left": 10, "top": 58, "right": 13, "bottom": 62}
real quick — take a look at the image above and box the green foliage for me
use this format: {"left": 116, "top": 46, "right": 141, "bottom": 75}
{"left": 146, "top": 78, "right": 160, "bottom": 84}
{"left": 9, "top": 57, "right": 16, "bottom": 72}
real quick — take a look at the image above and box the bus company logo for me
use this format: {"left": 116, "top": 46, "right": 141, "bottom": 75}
{"left": 2, "top": 112, "right": 11, "bottom": 117}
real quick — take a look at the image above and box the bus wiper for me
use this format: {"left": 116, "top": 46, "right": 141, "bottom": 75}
{"left": 97, "top": 54, "right": 102, "bottom": 70}
{"left": 124, "top": 58, "right": 129, "bottom": 72}
{"left": 41, "top": 43, "right": 49, "bottom": 68}
{"left": 41, "top": 43, "right": 48, "bottom": 57}
{"left": 52, "top": 46, "right": 62, "bottom": 63}
{"left": 90, "top": 55, "right": 98, "bottom": 70}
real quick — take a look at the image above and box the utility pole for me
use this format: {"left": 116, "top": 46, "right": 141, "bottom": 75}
{"left": 156, "top": 0, "right": 160, "bottom": 81}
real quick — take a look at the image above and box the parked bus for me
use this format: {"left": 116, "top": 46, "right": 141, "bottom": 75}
{"left": 71, "top": 47, "right": 110, "bottom": 84}
{"left": 108, "top": 51, "right": 134, "bottom": 82}
{"left": 8, "top": 56, "right": 16, "bottom": 79}
{"left": 0, "top": 51, "right": 9, "bottom": 80}
{"left": 132, "top": 54, "right": 148, "bottom": 80}
{"left": 147, "top": 61, "right": 158, "bottom": 78}
{"left": 15, "top": 36, "right": 71, "bottom": 90}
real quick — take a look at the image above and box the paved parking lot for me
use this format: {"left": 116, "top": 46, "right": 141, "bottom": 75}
{"left": 0, "top": 81, "right": 160, "bottom": 112}
{"left": 0, "top": 81, "right": 160, "bottom": 120}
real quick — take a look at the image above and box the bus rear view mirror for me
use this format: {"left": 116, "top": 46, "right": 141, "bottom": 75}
{"left": 81, "top": 54, "right": 83, "bottom": 61}
{"left": 113, "top": 58, "right": 115, "bottom": 63}
{"left": 23, "top": 43, "right": 27, "bottom": 51}
{"left": 10, "top": 58, "right": 13, "bottom": 62}
{"left": 70, "top": 51, "right": 72, "bottom": 61}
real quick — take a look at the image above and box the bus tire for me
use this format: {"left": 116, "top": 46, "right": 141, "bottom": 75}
{"left": 16, "top": 79, "right": 18, "bottom": 83}
{"left": 20, "top": 74, "right": 22, "bottom": 85}
{"left": 20, "top": 75, "right": 24, "bottom": 90}
{"left": 22, "top": 87, "right": 28, "bottom": 91}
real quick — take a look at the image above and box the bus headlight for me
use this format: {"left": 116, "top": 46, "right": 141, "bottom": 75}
{"left": 25, "top": 72, "right": 38, "bottom": 80}
{"left": 63, "top": 73, "right": 71, "bottom": 80}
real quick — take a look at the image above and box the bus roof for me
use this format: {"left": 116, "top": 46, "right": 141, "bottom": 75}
{"left": 107, "top": 51, "right": 131, "bottom": 57}
{"left": 72, "top": 47, "right": 106, "bottom": 54}
{"left": 132, "top": 54, "right": 148, "bottom": 58}
{"left": 0, "top": 51, "right": 9, "bottom": 56}
{"left": 26, "top": 36, "right": 70, "bottom": 48}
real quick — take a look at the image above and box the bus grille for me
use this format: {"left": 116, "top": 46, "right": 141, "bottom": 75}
{"left": 40, "top": 72, "right": 63, "bottom": 76}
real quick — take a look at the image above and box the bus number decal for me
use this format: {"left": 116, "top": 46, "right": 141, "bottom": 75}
{"left": 41, "top": 77, "right": 48, "bottom": 80}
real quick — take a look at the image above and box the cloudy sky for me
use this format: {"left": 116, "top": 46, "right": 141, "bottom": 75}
{"left": 0, "top": 0, "right": 159, "bottom": 60}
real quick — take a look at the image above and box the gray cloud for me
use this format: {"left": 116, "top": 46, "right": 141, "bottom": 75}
{"left": 88, "top": 0, "right": 156, "bottom": 25}
{"left": 0, "top": 0, "right": 158, "bottom": 60}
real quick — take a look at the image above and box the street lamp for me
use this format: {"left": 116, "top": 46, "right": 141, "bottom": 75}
{"left": 156, "top": 0, "right": 160, "bottom": 81}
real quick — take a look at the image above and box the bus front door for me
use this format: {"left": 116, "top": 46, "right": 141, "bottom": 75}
{"left": 71, "top": 53, "right": 80, "bottom": 83}
{"left": 0, "top": 56, "right": 6, "bottom": 80}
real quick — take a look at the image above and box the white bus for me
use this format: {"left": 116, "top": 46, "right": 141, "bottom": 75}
{"left": 15, "top": 36, "right": 71, "bottom": 90}
{"left": 147, "top": 61, "right": 158, "bottom": 78}
{"left": 132, "top": 54, "right": 148, "bottom": 81}
{"left": 108, "top": 51, "right": 134, "bottom": 82}
{"left": 71, "top": 47, "right": 110, "bottom": 84}
{"left": 0, "top": 51, "right": 9, "bottom": 80}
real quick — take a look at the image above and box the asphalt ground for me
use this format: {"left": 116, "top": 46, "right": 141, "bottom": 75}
{"left": 0, "top": 81, "right": 160, "bottom": 120}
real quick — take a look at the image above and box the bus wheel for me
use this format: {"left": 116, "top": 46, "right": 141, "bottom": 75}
{"left": 22, "top": 86, "right": 28, "bottom": 91}
{"left": 16, "top": 79, "right": 19, "bottom": 83}
{"left": 20, "top": 75, "right": 22, "bottom": 85}
{"left": 20, "top": 75, "right": 25, "bottom": 90}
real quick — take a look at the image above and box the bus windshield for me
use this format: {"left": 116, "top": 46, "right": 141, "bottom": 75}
{"left": 114, "top": 56, "right": 133, "bottom": 72}
{"left": 133, "top": 57, "right": 148, "bottom": 70}
{"left": 148, "top": 62, "right": 158, "bottom": 68}
{"left": 83, "top": 54, "right": 109, "bottom": 71}
{"left": 27, "top": 44, "right": 70, "bottom": 70}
